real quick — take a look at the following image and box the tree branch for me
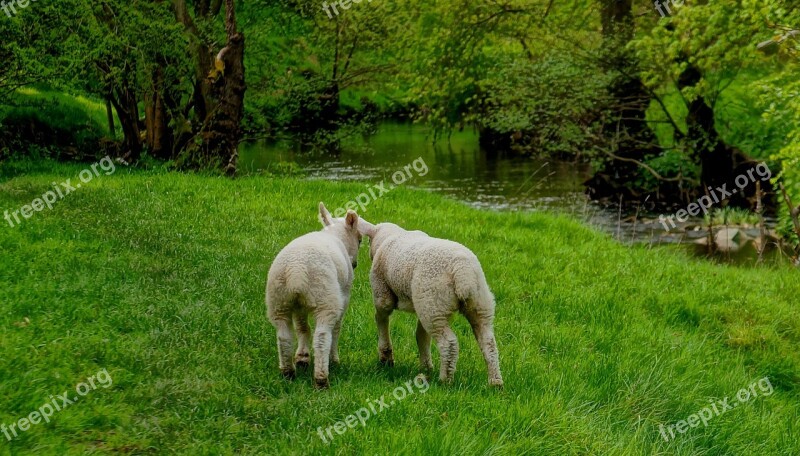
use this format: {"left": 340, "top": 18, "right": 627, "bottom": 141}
{"left": 780, "top": 182, "right": 800, "bottom": 243}
{"left": 593, "top": 145, "right": 684, "bottom": 183}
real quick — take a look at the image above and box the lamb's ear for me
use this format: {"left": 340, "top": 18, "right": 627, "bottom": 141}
{"left": 357, "top": 219, "right": 377, "bottom": 238}
{"left": 319, "top": 202, "right": 333, "bottom": 227}
{"left": 345, "top": 210, "right": 359, "bottom": 230}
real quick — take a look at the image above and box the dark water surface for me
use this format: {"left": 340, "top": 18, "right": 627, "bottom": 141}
{"left": 240, "top": 123, "right": 788, "bottom": 266}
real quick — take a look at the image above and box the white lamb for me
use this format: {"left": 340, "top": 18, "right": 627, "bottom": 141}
{"left": 357, "top": 220, "right": 503, "bottom": 387}
{"left": 266, "top": 203, "right": 362, "bottom": 389}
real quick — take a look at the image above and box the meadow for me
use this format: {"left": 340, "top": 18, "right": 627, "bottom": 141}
{"left": 0, "top": 161, "right": 799, "bottom": 455}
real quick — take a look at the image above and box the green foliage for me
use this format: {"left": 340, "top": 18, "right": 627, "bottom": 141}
{"left": 628, "top": 0, "right": 800, "bottom": 229}
{"left": 242, "top": 0, "right": 397, "bottom": 136}
{"left": 1, "top": 0, "right": 798, "bottom": 232}
{"left": 714, "top": 69, "right": 791, "bottom": 160}
{"left": 394, "top": 0, "right": 540, "bottom": 134}
{"left": 0, "top": 0, "right": 76, "bottom": 102}
{"left": 475, "top": 55, "right": 610, "bottom": 155}
{"left": 639, "top": 149, "right": 699, "bottom": 191}
{"left": 646, "top": 90, "right": 687, "bottom": 151}
{"left": 741, "top": 1, "right": 800, "bottom": 243}
{"left": 703, "top": 207, "right": 761, "bottom": 227}
{"left": 767, "top": 76, "right": 800, "bottom": 242}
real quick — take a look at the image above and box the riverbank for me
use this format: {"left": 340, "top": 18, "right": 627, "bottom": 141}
{"left": 240, "top": 125, "right": 793, "bottom": 266}
{"left": 1, "top": 161, "right": 799, "bottom": 454}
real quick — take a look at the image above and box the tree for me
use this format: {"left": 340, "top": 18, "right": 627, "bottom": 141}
{"left": 584, "top": 0, "right": 663, "bottom": 202}
{"left": 169, "top": 0, "right": 245, "bottom": 173}
{"left": 633, "top": 0, "right": 778, "bottom": 207}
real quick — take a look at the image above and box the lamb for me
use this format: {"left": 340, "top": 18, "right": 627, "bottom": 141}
{"left": 357, "top": 220, "right": 503, "bottom": 387}
{"left": 266, "top": 203, "right": 362, "bottom": 389}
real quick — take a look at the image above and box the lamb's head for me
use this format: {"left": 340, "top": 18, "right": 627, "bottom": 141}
{"left": 356, "top": 220, "right": 404, "bottom": 259}
{"left": 319, "top": 202, "right": 362, "bottom": 269}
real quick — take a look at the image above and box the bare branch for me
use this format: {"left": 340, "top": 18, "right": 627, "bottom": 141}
{"left": 593, "top": 146, "right": 684, "bottom": 183}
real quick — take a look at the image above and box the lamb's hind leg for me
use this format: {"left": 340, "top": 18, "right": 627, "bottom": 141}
{"left": 330, "top": 318, "right": 342, "bottom": 365}
{"left": 417, "top": 290, "right": 460, "bottom": 383}
{"left": 312, "top": 311, "right": 336, "bottom": 389}
{"left": 274, "top": 317, "right": 296, "bottom": 380}
{"left": 293, "top": 311, "right": 311, "bottom": 370}
{"left": 372, "top": 279, "right": 397, "bottom": 366}
{"left": 330, "top": 289, "right": 350, "bottom": 366}
{"left": 375, "top": 308, "right": 395, "bottom": 366}
{"left": 416, "top": 320, "right": 433, "bottom": 371}
{"left": 420, "top": 307, "right": 459, "bottom": 383}
{"left": 430, "top": 323, "right": 459, "bottom": 384}
{"left": 465, "top": 310, "right": 503, "bottom": 387}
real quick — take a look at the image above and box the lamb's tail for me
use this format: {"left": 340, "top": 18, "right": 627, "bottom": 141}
{"left": 267, "top": 265, "right": 310, "bottom": 317}
{"left": 453, "top": 260, "right": 495, "bottom": 315}
{"left": 282, "top": 266, "right": 311, "bottom": 296}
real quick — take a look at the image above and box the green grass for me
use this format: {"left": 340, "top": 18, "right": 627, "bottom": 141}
{"left": 1, "top": 88, "right": 112, "bottom": 133}
{"left": 0, "top": 161, "right": 799, "bottom": 455}
{"left": 0, "top": 88, "right": 115, "bottom": 159}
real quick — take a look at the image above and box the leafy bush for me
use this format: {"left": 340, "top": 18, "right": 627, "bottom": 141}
{"left": 639, "top": 149, "right": 700, "bottom": 192}
{"left": 755, "top": 34, "right": 800, "bottom": 244}
{"left": 474, "top": 55, "right": 610, "bottom": 156}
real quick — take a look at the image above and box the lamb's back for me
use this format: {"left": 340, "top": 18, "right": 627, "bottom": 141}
{"left": 375, "top": 231, "right": 480, "bottom": 294}
{"left": 268, "top": 232, "right": 349, "bottom": 294}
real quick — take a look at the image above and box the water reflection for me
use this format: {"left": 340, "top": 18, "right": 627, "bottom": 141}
{"left": 240, "top": 123, "right": 788, "bottom": 266}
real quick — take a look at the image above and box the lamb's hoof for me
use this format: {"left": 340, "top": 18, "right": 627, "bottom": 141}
{"left": 281, "top": 369, "right": 296, "bottom": 380}
{"left": 314, "top": 377, "right": 330, "bottom": 390}
{"left": 295, "top": 360, "right": 310, "bottom": 370}
{"left": 379, "top": 349, "right": 394, "bottom": 367}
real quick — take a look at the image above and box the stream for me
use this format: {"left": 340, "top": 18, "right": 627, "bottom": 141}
{"left": 240, "top": 123, "right": 786, "bottom": 266}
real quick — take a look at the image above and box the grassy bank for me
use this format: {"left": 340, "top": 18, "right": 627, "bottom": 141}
{"left": 0, "top": 88, "right": 114, "bottom": 160}
{"left": 0, "top": 161, "right": 798, "bottom": 455}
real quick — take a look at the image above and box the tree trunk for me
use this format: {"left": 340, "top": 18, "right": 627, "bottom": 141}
{"left": 600, "top": 0, "right": 633, "bottom": 41}
{"left": 193, "top": 45, "right": 213, "bottom": 123}
{"left": 110, "top": 83, "right": 142, "bottom": 160}
{"left": 679, "top": 63, "right": 731, "bottom": 190}
{"left": 678, "top": 62, "right": 772, "bottom": 209}
{"left": 600, "top": 0, "right": 658, "bottom": 158}
{"left": 173, "top": 0, "right": 219, "bottom": 125}
{"left": 207, "top": 0, "right": 245, "bottom": 175}
{"left": 178, "top": 0, "right": 245, "bottom": 174}
{"left": 586, "top": 0, "right": 660, "bottom": 202}
{"left": 144, "top": 66, "right": 174, "bottom": 160}
{"left": 105, "top": 96, "right": 115, "bottom": 137}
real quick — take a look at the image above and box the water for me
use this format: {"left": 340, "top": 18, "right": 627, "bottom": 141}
{"left": 240, "top": 123, "right": 788, "bottom": 266}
